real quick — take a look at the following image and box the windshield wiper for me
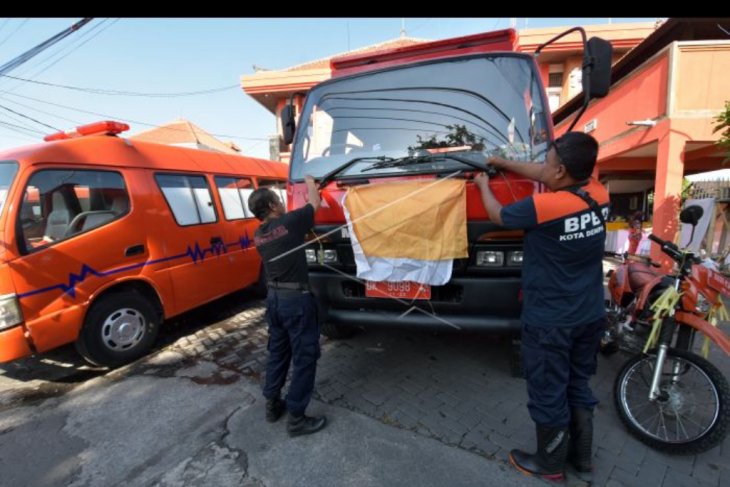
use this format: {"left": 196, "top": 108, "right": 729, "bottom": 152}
{"left": 361, "top": 153, "right": 492, "bottom": 174}
{"left": 317, "top": 156, "right": 396, "bottom": 189}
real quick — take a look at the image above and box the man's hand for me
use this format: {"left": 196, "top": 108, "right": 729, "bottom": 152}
{"left": 485, "top": 154, "right": 544, "bottom": 183}
{"left": 473, "top": 171, "right": 503, "bottom": 225}
{"left": 486, "top": 155, "right": 510, "bottom": 170}
{"left": 304, "top": 175, "right": 321, "bottom": 211}
{"left": 473, "top": 172, "right": 490, "bottom": 192}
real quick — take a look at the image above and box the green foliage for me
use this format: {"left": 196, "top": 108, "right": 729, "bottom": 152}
{"left": 408, "top": 124, "right": 485, "bottom": 153}
{"left": 681, "top": 178, "right": 693, "bottom": 203}
{"left": 714, "top": 100, "right": 730, "bottom": 165}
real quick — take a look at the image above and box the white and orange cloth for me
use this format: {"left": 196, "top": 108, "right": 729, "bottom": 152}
{"left": 343, "top": 179, "right": 467, "bottom": 286}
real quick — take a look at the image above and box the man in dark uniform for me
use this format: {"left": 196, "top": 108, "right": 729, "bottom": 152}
{"left": 474, "top": 132, "right": 608, "bottom": 482}
{"left": 248, "top": 175, "right": 326, "bottom": 437}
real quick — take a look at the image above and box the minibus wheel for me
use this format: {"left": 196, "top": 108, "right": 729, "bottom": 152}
{"left": 77, "top": 292, "right": 160, "bottom": 368}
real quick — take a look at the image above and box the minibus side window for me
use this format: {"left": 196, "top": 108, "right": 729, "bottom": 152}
{"left": 17, "top": 169, "right": 129, "bottom": 254}
{"left": 257, "top": 179, "right": 287, "bottom": 213}
{"left": 155, "top": 173, "right": 218, "bottom": 226}
{"left": 214, "top": 176, "right": 255, "bottom": 220}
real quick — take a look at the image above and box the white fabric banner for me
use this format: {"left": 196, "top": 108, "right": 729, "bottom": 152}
{"left": 343, "top": 196, "right": 453, "bottom": 286}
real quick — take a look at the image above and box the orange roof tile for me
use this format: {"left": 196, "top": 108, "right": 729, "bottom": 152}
{"left": 129, "top": 119, "right": 241, "bottom": 155}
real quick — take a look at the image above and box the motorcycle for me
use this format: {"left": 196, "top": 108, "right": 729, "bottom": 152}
{"left": 602, "top": 251, "right": 668, "bottom": 356}
{"left": 605, "top": 205, "right": 730, "bottom": 454}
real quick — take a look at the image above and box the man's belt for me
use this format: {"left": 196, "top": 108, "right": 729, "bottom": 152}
{"left": 268, "top": 281, "right": 310, "bottom": 291}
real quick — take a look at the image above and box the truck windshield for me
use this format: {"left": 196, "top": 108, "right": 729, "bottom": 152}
{"left": 290, "top": 54, "right": 550, "bottom": 182}
{"left": 0, "top": 161, "right": 19, "bottom": 217}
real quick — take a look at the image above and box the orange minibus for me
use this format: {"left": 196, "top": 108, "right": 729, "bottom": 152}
{"left": 0, "top": 121, "right": 287, "bottom": 367}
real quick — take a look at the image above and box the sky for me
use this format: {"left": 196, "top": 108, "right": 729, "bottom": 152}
{"left": 0, "top": 17, "right": 659, "bottom": 160}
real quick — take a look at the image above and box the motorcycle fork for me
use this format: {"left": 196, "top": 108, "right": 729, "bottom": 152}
{"left": 648, "top": 317, "right": 679, "bottom": 401}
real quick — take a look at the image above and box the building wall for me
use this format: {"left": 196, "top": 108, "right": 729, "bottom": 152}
{"left": 673, "top": 42, "right": 730, "bottom": 113}
{"left": 554, "top": 51, "right": 670, "bottom": 157}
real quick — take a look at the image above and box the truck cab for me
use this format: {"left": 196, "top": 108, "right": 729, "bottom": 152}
{"left": 282, "top": 28, "right": 612, "bottom": 366}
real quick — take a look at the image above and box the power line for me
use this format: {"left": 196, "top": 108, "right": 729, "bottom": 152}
{"left": 0, "top": 20, "right": 103, "bottom": 91}
{"left": 0, "top": 73, "right": 239, "bottom": 97}
{"left": 0, "top": 128, "right": 38, "bottom": 142}
{"left": 0, "top": 105, "right": 44, "bottom": 132}
{"left": 2, "top": 113, "right": 37, "bottom": 130}
{"left": 4, "top": 92, "right": 270, "bottom": 142}
{"left": 0, "top": 95, "right": 84, "bottom": 125}
{"left": 0, "top": 103, "right": 60, "bottom": 131}
{"left": 0, "top": 19, "right": 11, "bottom": 40}
{"left": 11, "top": 19, "right": 109, "bottom": 78}
{"left": 7, "top": 19, "right": 116, "bottom": 87}
{"left": 0, "top": 19, "right": 29, "bottom": 50}
{"left": 0, "top": 18, "right": 93, "bottom": 77}
{"left": 0, "top": 20, "right": 115, "bottom": 98}
{"left": 0, "top": 118, "right": 46, "bottom": 137}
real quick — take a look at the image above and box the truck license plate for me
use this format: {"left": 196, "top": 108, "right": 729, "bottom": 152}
{"left": 365, "top": 281, "right": 431, "bottom": 300}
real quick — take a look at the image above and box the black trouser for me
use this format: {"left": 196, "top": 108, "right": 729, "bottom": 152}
{"left": 262, "top": 290, "right": 321, "bottom": 417}
{"left": 521, "top": 318, "right": 605, "bottom": 427}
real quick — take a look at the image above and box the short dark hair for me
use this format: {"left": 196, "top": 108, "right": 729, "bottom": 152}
{"left": 552, "top": 131, "right": 599, "bottom": 181}
{"left": 248, "top": 188, "right": 280, "bottom": 221}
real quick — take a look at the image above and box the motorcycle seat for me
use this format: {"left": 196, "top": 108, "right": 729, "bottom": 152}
{"left": 628, "top": 262, "right": 662, "bottom": 291}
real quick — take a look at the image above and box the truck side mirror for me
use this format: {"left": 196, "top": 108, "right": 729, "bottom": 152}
{"left": 584, "top": 37, "right": 612, "bottom": 99}
{"left": 281, "top": 104, "right": 296, "bottom": 145}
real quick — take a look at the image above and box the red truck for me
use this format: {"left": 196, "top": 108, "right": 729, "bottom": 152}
{"left": 280, "top": 27, "right": 611, "bottom": 374}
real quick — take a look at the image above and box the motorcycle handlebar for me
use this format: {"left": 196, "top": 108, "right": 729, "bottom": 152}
{"left": 648, "top": 233, "right": 684, "bottom": 262}
{"left": 648, "top": 234, "right": 664, "bottom": 245}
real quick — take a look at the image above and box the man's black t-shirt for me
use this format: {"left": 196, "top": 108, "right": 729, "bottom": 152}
{"left": 254, "top": 204, "right": 315, "bottom": 285}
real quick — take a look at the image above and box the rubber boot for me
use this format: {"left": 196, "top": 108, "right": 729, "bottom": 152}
{"left": 265, "top": 397, "right": 286, "bottom": 423}
{"left": 568, "top": 408, "right": 594, "bottom": 484}
{"left": 287, "top": 414, "right": 327, "bottom": 437}
{"left": 509, "top": 425, "right": 569, "bottom": 482}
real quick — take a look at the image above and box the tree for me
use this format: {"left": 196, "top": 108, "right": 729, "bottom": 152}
{"left": 714, "top": 100, "right": 730, "bottom": 165}
{"left": 408, "top": 124, "right": 485, "bottom": 153}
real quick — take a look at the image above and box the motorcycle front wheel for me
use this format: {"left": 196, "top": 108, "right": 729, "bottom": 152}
{"left": 614, "top": 348, "right": 730, "bottom": 454}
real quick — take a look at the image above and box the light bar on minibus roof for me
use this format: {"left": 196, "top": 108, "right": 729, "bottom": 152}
{"left": 43, "top": 121, "right": 130, "bottom": 142}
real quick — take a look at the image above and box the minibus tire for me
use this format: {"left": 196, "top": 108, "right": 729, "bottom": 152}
{"left": 77, "top": 292, "right": 160, "bottom": 368}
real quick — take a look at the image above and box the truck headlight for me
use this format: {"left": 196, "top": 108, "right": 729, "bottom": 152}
{"left": 319, "top": 249, "right": 339, "bottom": 263}
{"left": 507, "top": 251, "right": 524, "bottom": 266}
{"left": 0, "top": 294, "right": 23, "bottom": 331}
{"left": 305, "top": 248, "right": 338, "bottom": 264}
{"left": 476, "top": 251, "right": 504, "bottom": 267}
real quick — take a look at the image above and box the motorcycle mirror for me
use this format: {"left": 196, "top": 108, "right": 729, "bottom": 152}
{"left": 680, "top": 205, "right": 704, "bottom": 226}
